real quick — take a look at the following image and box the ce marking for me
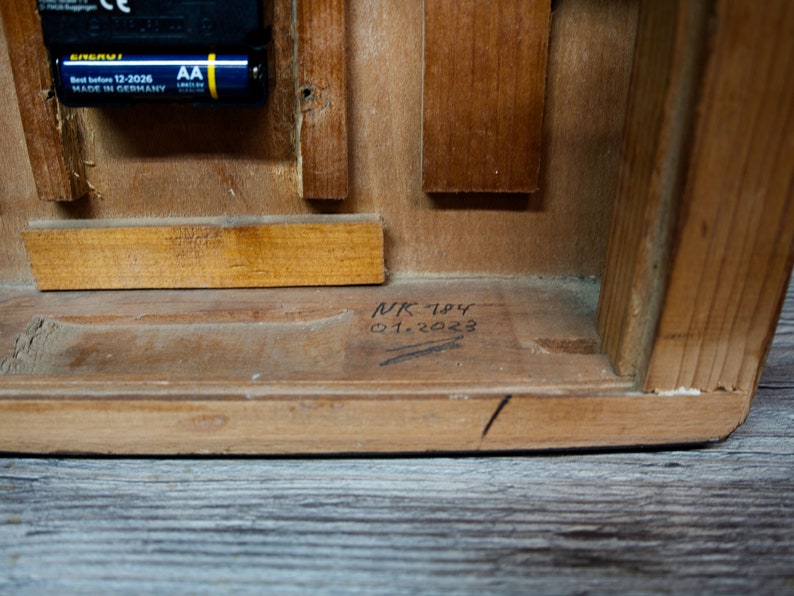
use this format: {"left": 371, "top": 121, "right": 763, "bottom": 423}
{"left": 99, "top": 0, "right": 131, "bottom": 13}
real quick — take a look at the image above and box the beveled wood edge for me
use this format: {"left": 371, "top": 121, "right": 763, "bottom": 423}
{"left": 24, "top": 213, "right": 382, "bottom": 231}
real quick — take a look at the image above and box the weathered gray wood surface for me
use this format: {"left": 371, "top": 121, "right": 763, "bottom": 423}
{"left": 1, "top": 283, "right": 792, "bottom": 594}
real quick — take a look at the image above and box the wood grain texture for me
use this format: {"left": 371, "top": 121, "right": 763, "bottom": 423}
{"left": 644, "top": 0, "right": 794, "bottom": 393}
{"left": 0, "top": 291, "right": 791, "bottom": 591}
{"left": 23, "top": 216, "right": 384, "bottom": 290}
{"left": 0, "top": 0, "right": 88, "bottom": 202}
{"left": 422, "top": 0, "right": 550, "bottom": 193}
{"left": 0, "top": 277, "right": 619, "bottom": 389}
{"left": 297, "top": 0, "right": 348, "bottom": 199}
{"left": 0, "top": 391, "right": 749, "bottom": 455}
{"left": 597, "top": 0, "right": 709, "bottom": 379}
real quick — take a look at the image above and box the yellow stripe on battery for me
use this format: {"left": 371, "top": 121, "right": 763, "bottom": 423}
{"left": 208, "top": 53, "right": 218, "bottom": 99}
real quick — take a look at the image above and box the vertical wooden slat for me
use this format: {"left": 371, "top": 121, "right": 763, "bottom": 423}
{"left": 296, "top": 0, "right": 348, "bottom": 199}
{"left": 422, "top": 0, "right": 550, "bottom": 193}
{"left": 597, "top": 0, "right": 710, "bottom": 379}
{"left": 0, "top": 1, "right": 88, "bottom": 202}
{"left": 643, "top": 0, "right": 794, "bottom": 393}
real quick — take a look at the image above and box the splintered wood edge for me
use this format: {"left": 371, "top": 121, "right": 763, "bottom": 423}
{"left": 23, "top": 215, "right": 384, "bottom": 290}
{"left": 0, "top": 0, "right": 89, "bottom": 201}
{"left": 0, "top": 388, "right": 752, "bottom": 454}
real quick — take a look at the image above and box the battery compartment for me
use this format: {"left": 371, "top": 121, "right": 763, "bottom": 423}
{"left": 37, "top": 0, "right": 270, "bottom": 106}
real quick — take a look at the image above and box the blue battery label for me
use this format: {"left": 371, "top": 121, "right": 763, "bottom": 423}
{"left": 57, "top": 53, "right": 252, "bottom": 103}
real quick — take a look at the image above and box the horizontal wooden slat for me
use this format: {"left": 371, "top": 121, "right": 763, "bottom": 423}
{"left": 0, "top": 389, "right": 750, "bottom": 454}
{"left": 23, "top": 216, "right": 384, "bottom": 290}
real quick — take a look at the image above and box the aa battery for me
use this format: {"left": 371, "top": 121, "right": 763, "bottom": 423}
{"left": 56, "top": 53, "right": 263, "bottom": 105}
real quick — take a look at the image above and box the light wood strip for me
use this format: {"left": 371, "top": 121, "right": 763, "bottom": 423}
{"left": 0, "top": 0, "right": 89, "bottom": 202}
{"left": 644, "top": 0, "right": 794, "bottom": 393}
{"left": 22, "top": 216, "right": 384, "bottom": 290}
{"left": 296, "top": 0, "right": 348, "bottom": 199}
{"left": 597, "top": 1, "right": 710, "bottom": 379}
{"left": 421, "top": 0, "right": 550, "bottom": 193}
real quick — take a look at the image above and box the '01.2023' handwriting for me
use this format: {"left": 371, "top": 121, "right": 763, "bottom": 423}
{"left": 369, "top": 301, "right": 477, "bottom": 335}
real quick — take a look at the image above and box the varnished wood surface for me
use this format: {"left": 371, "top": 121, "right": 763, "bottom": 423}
{"left": 0, "top": 283, "right": 791, "bottom": 592}
{"left": 422, "top": 0, "right": 549, "bottom": 193}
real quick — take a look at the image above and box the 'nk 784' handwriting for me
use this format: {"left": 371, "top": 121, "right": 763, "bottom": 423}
{"left": 369, "top": 301, "right": 477, "bottom": 335}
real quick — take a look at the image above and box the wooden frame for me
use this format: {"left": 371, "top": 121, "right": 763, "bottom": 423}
{"left": 0, "top": 0, "right": 791, "bottom": 454}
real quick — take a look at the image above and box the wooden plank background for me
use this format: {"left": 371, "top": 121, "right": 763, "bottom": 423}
{"left": 0, "top": 281, "right": 791, "bottom": 592}
{"left": 0, "top": 0, "right": 639, "bottom": 284}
